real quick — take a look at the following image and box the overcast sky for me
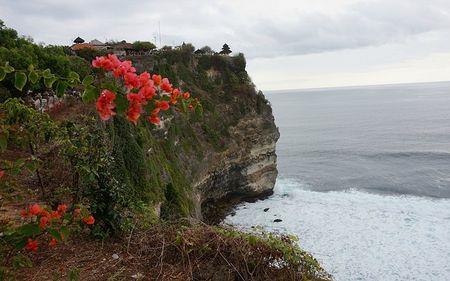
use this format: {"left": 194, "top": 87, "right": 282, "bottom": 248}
{"left": 1, "top": 0, "right": 450, "bottom": 90}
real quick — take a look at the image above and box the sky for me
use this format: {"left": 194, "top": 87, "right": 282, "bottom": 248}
{"left": 1, "top": 0, "right": 450, "bottom": 90}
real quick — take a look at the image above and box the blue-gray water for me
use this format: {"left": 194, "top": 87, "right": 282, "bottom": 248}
{"left": 225, "top": 82, "right": 450, "bottom": 281}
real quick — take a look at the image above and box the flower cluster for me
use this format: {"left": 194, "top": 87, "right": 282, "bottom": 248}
{"left": 20, "top": 203, "right": 94, "bottom": 253}
{"left": 92, "top": 54, "right": 197, "bottom": 125}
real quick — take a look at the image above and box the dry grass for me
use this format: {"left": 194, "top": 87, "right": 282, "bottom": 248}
{"left": 8, "top": 222, "right": 331, "bottom": 281}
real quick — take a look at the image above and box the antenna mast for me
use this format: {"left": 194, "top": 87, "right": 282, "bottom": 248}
{"left": 158, "top": 21, "right": 162, "bottom": 47}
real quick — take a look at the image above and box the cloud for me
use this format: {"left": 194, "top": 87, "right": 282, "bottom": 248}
{"left": 1, "top": 0, "right": 450, "bottom": 58}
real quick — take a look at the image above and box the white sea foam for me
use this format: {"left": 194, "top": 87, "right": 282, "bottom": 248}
{"left": 224, "top": 178, "right": 450, "bottom": 281}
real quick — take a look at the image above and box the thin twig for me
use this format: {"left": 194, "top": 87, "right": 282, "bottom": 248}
{"left": 156, "top": 238, "right": 165, "bottom": 280}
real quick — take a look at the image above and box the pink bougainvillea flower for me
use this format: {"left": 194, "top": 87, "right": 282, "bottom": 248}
{"left": 25, "top": 238, "right": 38, "bottom": 253}
{"left": 82, "top": 216, "right": 95, "bottom": 225}
{"left": 29, "top": 204, "right": 41, "bottom": 216}
{"left": 183, "top": 92, "right": 190, "bottom": 99}
{"left": 96, "top": 90, "right": 116, "bottom": 121}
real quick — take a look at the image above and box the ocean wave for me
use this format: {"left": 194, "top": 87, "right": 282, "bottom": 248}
{"left": 226, "top": 177, "right": 450, "bottom": 281}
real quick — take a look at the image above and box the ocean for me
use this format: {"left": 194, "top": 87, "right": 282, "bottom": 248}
{"left": 224, "top": 81, "right": 450, "bottom": 281}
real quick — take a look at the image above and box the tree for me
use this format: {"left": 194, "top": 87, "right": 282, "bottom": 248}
{"left": 132, "top": 41, "right": 156, "bottom": 51}
{"left": 219, "top": 43, "right": 232, "bottom": 55}
{"left": 200, "top": 46, "right": 214, "bottom": 55}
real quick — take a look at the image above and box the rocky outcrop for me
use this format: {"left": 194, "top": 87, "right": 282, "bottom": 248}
{"left": 193, "top": 107, "right": 279, "bottom": 220}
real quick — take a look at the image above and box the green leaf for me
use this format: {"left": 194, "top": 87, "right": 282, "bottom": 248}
{"left": 0, "top": 68, "right": 5, "bottom": 82}
{"left": 82, "top": 75, "right": 94, "bottom": 86}
{"left": 195, "top": 103, "right": 203, "bottom": 117}
{"left": 24, "top": 160, "right": 39, "bottom": 172}
{"left": 115, "top": 93, "right": 128, "bottom": 112}
{"left": 0, "top": 133, "right": 7, "bottom": 152}
{"left": 44, "top": 76, "right": 57, "bottom": 88}
{"left": 42, "top": 68, "right": 52, "bottom": 78}
{"left": 28, "top": 70, "right": 39, "bottom": 84}
{"left": 181, "top": 99, "right": 188, "bottom": 112}
{"left": 16, "top": 223, "right": 42, "bottom": 237}
{"left": 48, "top": 228, "right": 63, "bottom": 242}
{"left": 68, "top": 268, "right": 80, "bottom": 281}
{"left": 56, "top": 81, "right": 68, "bottom": 97}
{"left": 14, "top": 72, "right": 27, "bottom": 91}
{"left": 68, "top": 71, "right": 80, "bottom": 82}
{"left": 4, "top": 62, "right": 14, "bottom": 73}
{"left": 81, "top": 85, "right": 98, "bottom": 103}
{"left": 60, "top": 226, "right": 70, "bottom": 240}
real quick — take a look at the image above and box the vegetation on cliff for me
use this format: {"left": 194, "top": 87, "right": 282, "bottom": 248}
{"left": 0, "top": 21, "right": 330, "bottom": 280}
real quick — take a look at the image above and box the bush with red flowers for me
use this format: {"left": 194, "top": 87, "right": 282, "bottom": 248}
{"left": 3, "top": 203, "right": 94, "bottom": 254}
{"left": 90, "top": 54, "right": 200, "bottom": 125}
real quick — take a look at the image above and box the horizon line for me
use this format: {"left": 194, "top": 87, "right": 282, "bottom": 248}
{"left": 263, "top": 80, "right": 450, "bottom": 93}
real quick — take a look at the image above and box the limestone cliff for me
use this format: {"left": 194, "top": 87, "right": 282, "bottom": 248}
{"left": 193, "top": 109, "right": 279, "bottom": 219}
{"left": 129, "top": 49, "right": 280, "bottom": 220}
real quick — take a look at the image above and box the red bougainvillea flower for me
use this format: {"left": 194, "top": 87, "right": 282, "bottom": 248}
{"left": 160, "top": 78, "right": 173, "bottom": 93}
{"left": 96, "top": 90, "right": 116, "bottom": 121}
{"left": 149, "top": 115, "right": 161, "bottom": 125}
{"left": 92, "top": 56, "right": 113, "bottom": 71}
{"left": 21, "top": 208, "right": 28, "bottom": 218}
{"left": 29, "top": 204, "right": 41, "bottom": 216}
{"left": 124, "top": 72, "right": 140, "bottom": 90}
{"left": 107, "top": 54, "right": 121, "bottom": 69}
{"left": 39, "top": 216, "right": 49, "bottom": 229}
{"left": 138, "top": 72, "right": 151, "bottom": 87}
{"left": 82, "top": 216, "right": 95, "bottom": 225}
{"left": 50, "top": 210, "right": 61, "bottom": 220}
{"left": 139, "top": 85, "right": 156, "bottom": 100}
{"left": 152, "top": 74, "right": 162, "bottom": 86}
{"left": 0, "top": 169, "right": 4, "bottom": 179}
{"left": 155, "top": 100, "right": 170, "bottom": 111}
{"left": 26, "top": 238, "right": 38, "bottom": 253}
{"left": 91, "top": 54, "right": 197, "bottom": 125}
{"left": 40, "top": 209, "right": 49, "bottom": 217}
{"left": 57, "top": 204, "right": 67, "bottom": 213}
{"left": 126, "top": 93, "right": 144, "bottom": 125}
{"left": 49, "top": 238, "right": 58, "bottom": 247}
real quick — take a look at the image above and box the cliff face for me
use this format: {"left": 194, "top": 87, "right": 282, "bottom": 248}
{"left": 193, "top": 109, "right": 279, "bottom": 218}
{"left": 130, "top": 50, "right": 280, "bottom": 220}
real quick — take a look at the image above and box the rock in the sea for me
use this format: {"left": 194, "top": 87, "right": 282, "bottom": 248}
{"left": 273, "top": 219, "right": 282, "bottom": 223}
{"left": 263, "top": 208, "right": 270, "bottom": 212}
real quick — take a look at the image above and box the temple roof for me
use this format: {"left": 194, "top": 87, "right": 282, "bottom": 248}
{"left": 73, "top": 37, "right": 85, "bottom": 44}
